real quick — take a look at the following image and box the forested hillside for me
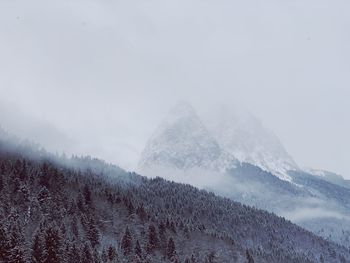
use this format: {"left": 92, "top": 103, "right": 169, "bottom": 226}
{"left": 0, "top": 138, "right": 349, "bottom": 263}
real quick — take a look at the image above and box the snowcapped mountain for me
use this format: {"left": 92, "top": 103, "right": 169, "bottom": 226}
{"left": 139, "top": 102, "right": 297, "bottom": 181}
{"left": 203, "top": 106, "right": 298, "bottom": 181}
{"left": 138, "top": 102, "right": 237, "bottom": 175}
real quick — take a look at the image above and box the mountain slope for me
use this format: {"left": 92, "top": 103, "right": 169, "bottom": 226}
{"left": 137, "top": 103, "right": 350, "bottom": 249}
{"left": 138, "top": 102, "right": 237, "bottom": 176}
{"left": 204, "top": 106, "right": 298, "bottom": 181}
{"left": 0, "top": 136, "right": 349, "bottom": 262}
{"left": 306, "top": 169, "right": 350, "bottom": 189}
{"left": 221, "top": 165, "right": 350, "bottom": 249}
{"left": 139, "top": 103, "right": 298, "bottom": 181}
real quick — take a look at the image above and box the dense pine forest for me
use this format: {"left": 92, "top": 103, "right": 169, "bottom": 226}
{"left": 0, "top": 136, "right": 349, "bottom": 263}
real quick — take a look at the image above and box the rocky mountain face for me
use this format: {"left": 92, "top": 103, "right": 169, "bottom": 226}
{"left": 204, "top": 106, "right": 298, "bottom": 181}
{"left": 138, "top": 103, "right": 350, "bottom": 249}
{"left": 138, "top": 103, "right": 296, "bottom": 181}
{"left": 138, "top": 102, "right": 237, "bottom": 177}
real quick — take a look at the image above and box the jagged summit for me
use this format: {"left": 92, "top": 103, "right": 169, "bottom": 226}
{"left": 204, "top": 106, "right": 298, "bottom": 181}
{"left": 166, "top": 101, "right": 197, "bottom": 121}
{"left": 139, "top": 102, "right": 298, "bottom": 181}
{"left": 138, "top": 102, "right": 236, "bottom": 174}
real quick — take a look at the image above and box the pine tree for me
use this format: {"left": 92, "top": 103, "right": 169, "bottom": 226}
{"left": 39, "top": 163, "right": 50, "bottom": 188}
{"left": 137, "top": 204, "right": 147, "bottom": 222}
{"left": 146, "top": 224, "right": 159, "bottom": 254}
{"left": 81, "top": 243, "right": 94, "bottom": 263}
{"left": 127, "top": 201, "right": 135, "bottom": 216}
{"left": 0, "top": 224, "right": 10, "bottom": 262}
{"left": 70, "top": 216, "right": 79, "bottom": 238}
{"left": 14, "top": 159, "right": 25, "bottom": 180}
{"left": 37, "top": 187, "right": 51, "bottom": 214}
{"left": 86, "top": 218, "right": 100, "bottom": 248}
{"left": 183, "top": 226, "right": 190, "bottom": 239}
{"left": 83, "top": 184, "right": 92, "bottom": 206}
{"left": 158, "top": 222, "right": 167, "bottom": 256}
{"left": 205, "top": 251, "right": 216, "bottom": 263}
{"left": 135, "top": 240, "right": 142, "bottom": 259}
{"left": 44, "top": 225, "right": 61, "bottom": 263}
{"left": 246, "top": 249, "right": 254, "bottom": 263}
{"left": 11, "top": 177, "right": 20, "bottom": 195}
{"left": 93, "top": 247, "right": 101, "bottom": 263}
{"left": 121, "top": 227, "right": 133, "bottom": 255}
{"left": 32, "top": 231, "right": 45, "bottom": 263}
{"left": 101, "top": 248, "right": 108, "bottom": 263}
{"left": 8, "top": 247, "right": 26, "bottom": 263}
{"left": 19, "top": 160, "right": 27, "bottom": 181}
{"left": 67, "top": 243, "right": 81, "bottom": 263}
{"left": 166, "top": 238, "right": 177, "bottom": 261}
{"left": 77, "top": 194, "right": 85, "bottom": 212}
{"left": 0, "top": 174, "right": 4, "bottom": 192}
{"left": 108, "top": 246, "right": 117, "bottom": 262}
{"left": 8, "top": 222, "right": 27, "bottom": 263}
{"left": 170, "top": 222, "right": 176, "bottom": 234}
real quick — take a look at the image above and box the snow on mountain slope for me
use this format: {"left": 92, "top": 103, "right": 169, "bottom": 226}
{"left": 138, "top": 102, "right": 237, "bottom": 176}
{"left": 203, "top": 106, "right": 298, "bottom": 181}
{"left": 138, "top": 102, "right": 298, "bottom": 181}
{"left": 305, "top": 168, "right": 350, "bottom": 189}
{"left": 137, "top": 103, "right": 350, "bottom": 247}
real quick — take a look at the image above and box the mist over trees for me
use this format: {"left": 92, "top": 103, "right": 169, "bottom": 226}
{"left": 0, "top": 135, "right": 349, "bottom": 262}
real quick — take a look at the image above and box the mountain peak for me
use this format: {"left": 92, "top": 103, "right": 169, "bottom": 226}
{"left": 168, "top": 100, "right": 196, "bottom": 118}
{"left": 204, "top": 106, "right": 298, "bottom": 180}
{"left": 139, "top": 103, "right": 298, "bottom": 182}
{"left": 138, "top": 103, "right": 236, "bottom": 174}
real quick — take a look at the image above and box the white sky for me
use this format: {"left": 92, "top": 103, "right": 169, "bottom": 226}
{"left": 0, "top": 0, "right": 349, "bottom": 177}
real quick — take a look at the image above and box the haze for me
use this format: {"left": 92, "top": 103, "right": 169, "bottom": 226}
{"left": 0, "top": 0, "right": 349, "bottom": 178}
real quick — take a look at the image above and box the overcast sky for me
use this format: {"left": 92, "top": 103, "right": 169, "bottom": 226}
{"left": 0, "top": 0, "right": 349, "bottom": 177}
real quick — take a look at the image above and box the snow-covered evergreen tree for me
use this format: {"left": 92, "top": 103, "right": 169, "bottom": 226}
{"left": 121, "top": 227, "right": 132, "bottom": 255}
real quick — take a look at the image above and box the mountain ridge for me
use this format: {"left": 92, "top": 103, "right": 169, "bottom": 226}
{"left": 0, "top": 132, "right": 349, "bottom": 262}
{"left": 138, "top": 102, "right": 238, "bottom": 175}
{"left": 138, "top": 103, "right": 298, "bottom": 181}
{"left": 137, "top": 103, "right": 350, "bottom": 249}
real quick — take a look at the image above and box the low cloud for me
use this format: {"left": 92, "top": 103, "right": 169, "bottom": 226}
{"left": 280, "top": 207, "right": 350, "bottom": 222}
